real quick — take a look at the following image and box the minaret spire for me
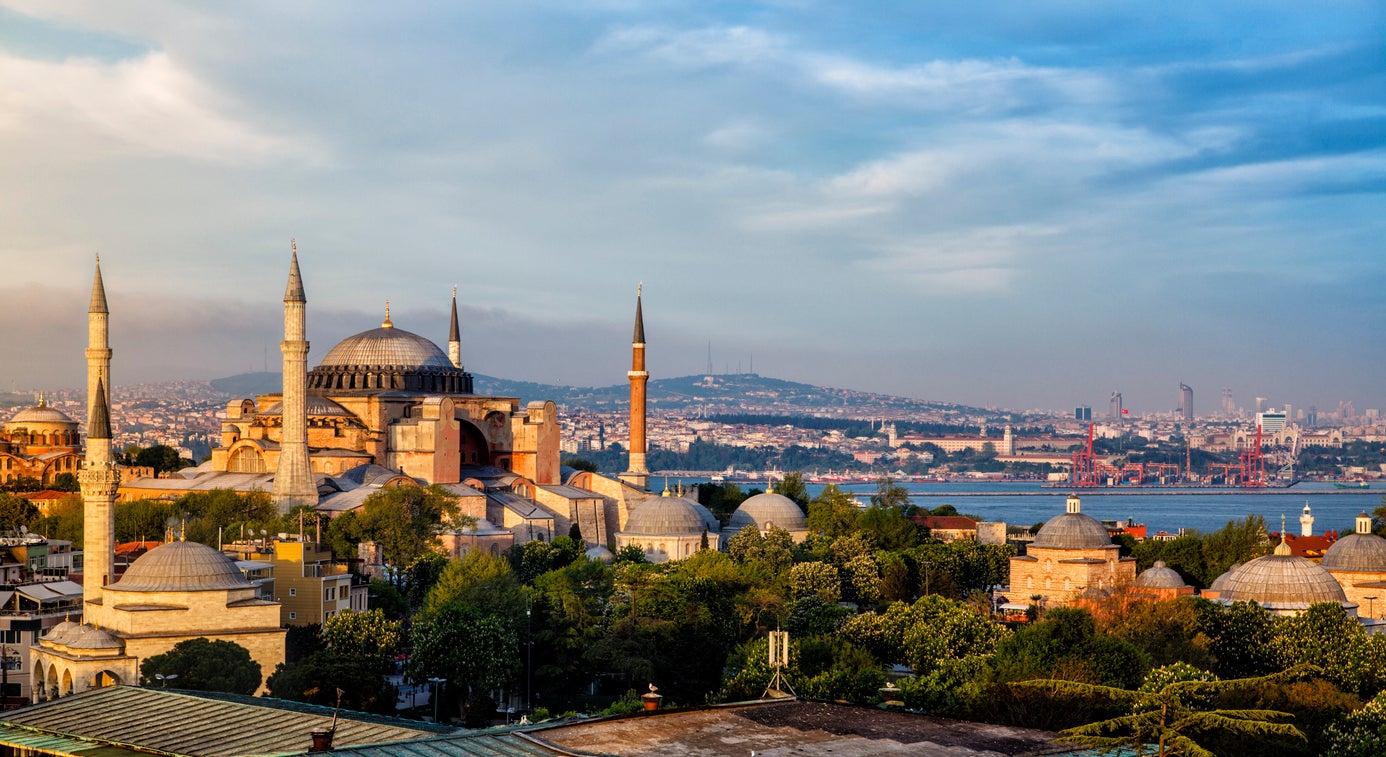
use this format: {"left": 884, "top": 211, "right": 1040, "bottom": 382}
{"left": 621, "top": 284, "right": 649, "bottom": 490}
{"left": 272, "top": 243, "right": 317, "bottom": 512}
{"left": 86, "top": 254, "right": 112, "bottom": 418}
{"left": 448, "top": 286, "right": 463, "bottom": 369}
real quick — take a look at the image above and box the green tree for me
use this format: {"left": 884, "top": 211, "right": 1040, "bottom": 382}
{"left": 1325, "top": 690, "right": 1386, "bottom": 757}
{"left": 29, "top": 496, "right": 82, "bottom": 542}
{"left": 1201, "top": 515, "right": 1272, "bottom": 587}
{"left": 789, "top": 561, "right": 840, "bottom": 602}
{"left": 562, "top": 457, "right": 599, "bottom": 472}
{"left": 140, "top": 638, "right": 262, "bottom": 694}
{"left": 115, "top": 498, "right": 176, "bottom": 543}
{"left": 51, "top": 472, "right": 79, "bottom": 492}
{"left": 530, "top": 557, "right": 614, "bottom": 707}
{"left": 321, "top": 608, "right": 403, "bottom": 669}
{"left": 806, "top": 485, "right": 860, "bottom": 538}
{"left": 1269, "top": 602, "right": 1386, "bottom": 698}
{"left": 408, "top": 602, "right": 521, "bottom": 723}
{"left": 1197, "top": 600, "right": 1277, "bottom": 679}
{"left": 134, "top": 444, "right": 191, "bottom": 474}
{"left": 1018, "top": 668, "right": 1310, "bottom": 757}
{"left": 0, "top": 492, "right": 39, "bottom": 532}
{"left": 341, "top": 484, "right": 464, "bottom": 566}
{"left": 422, "top": 550, "right": 528, "bottom": 629}
{"left": 726, "top": 524, "right": 793, "bottom": 573}
{"left": 870, "top": 477, "right": 910, "bottom": 509}
{"left": 775, "top": 471, "right": 810, "bottom": 510}
{"left": 993, "top": 607, "right": 1148, "bottom": 690}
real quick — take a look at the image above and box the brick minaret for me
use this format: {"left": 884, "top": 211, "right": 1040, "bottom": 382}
{"left": 620, "top": 286, "right": 649, "bottom": 490}
{"left": 272, "top": 243, "right": 317, "bottom": 512}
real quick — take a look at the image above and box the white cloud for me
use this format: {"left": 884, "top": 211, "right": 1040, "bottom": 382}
{"left": 593, "top": 24, "right": 786, "bottom": 68}
{"left": 0, "top": 49, "right": 319, "bottom": 164}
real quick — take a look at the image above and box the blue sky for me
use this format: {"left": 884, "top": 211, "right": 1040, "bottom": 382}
{"left": 1, "top": 2, "right": 1383, "bottom": 414}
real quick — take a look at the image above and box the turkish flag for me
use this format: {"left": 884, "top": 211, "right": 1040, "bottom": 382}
{"left": 1122, "top": 408, "right": 1129, "bottom": 415}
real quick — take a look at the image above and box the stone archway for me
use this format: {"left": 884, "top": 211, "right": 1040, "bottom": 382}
{"left": 61, "top": 668, "right": 73, "bottom": 696}
{"left": 94, "top": 670, "right": 121, "bottom": 688}
{"left": 457, "top": 418, "right": 491, "bottom": 467}
{"left": 46, "top": 664, "right": 58, "bottom": 699}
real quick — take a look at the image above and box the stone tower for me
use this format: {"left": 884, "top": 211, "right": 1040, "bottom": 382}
{"left": 271, "top": 245, "right": 317, "bottom": 512}
{"left": 85, "top": 256, "right": 112, "bottom": 423}
{"left": 620, "top": 286, "right": 649, "bottom": 490}
{"left": 448, "top": 286, "right": 463, "bottom": 370}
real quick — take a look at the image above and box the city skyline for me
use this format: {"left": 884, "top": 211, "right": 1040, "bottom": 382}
{"left": 1, "top": 3, "right": 1383, "bottom": 412}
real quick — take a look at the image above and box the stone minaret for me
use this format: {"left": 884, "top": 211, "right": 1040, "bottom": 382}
{"left": 620, "top": 285, "right": 649, "bottom": 490}
{"left": 448, "top": 286, "right": 463, "bottom": 369}
{"left": 81, "top": 378, "right": 118, "bottom": 609}
{"left": 271, "top": 245, "right": 317, "bottom": 512}
{"left": 86, "top": 255, "right": 112, "bottom": 421}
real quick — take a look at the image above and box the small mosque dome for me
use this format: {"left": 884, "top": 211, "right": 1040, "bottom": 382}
{"left": 1208, "top": 563, "right": 1242, "bottom": 593}
{"left": 1219, "top": 553, "right": 1350, "bottom": 610}
{"left": 690, "top": 501, "right": 722, "bottom": 533}
{"left": 63, "top": 625, "right": 123, "bottom": 650}
{"left": 1033, "top": 498, "right": 1112, "bottom": 549}
{"left": 5, "top": 397, "right": 77, "bottom": 426}
{"left": 1322, "top": 533, "right": 1386, "bottom": 572}
{"left": 1135, "top": 560, "right": 1189, "bottom": 589}
{"left": 622, "top": 496, "right": 707, "bottom": 537}
{"left": 318, "top": 326, "right": 452, "bottom": 370}
{"left": 585, "top": 544, "right": 615, "bottom": 564}
{"left": 43, "top": 620, "right": 81, "bottom": 644}
{"left": 109, "top": 541, "right": 251, "bottom": 592}
{"left": 729, "top": 492, "right": 806, "bottom": 533}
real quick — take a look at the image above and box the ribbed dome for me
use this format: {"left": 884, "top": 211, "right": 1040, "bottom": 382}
{"left": 109, "top": 541, "right": 251, "bottom": 592}
{"left": 1322, "top": 533, "right": 1386, "bottom": 572}
{"left": 64, "top": 625, "right": 122, "bottom": 650}
{"left": 43, "top": 620, "right": 81, "bottom": 644}
{"left": 6, "top": 403, "right": 76, "bottom": 426}
{"left": 1135, "top": 561, "right": 1189, "bottom": 589}
{"left": 319, "top": 326, "right": 452, "bottom": 370}
{"left": 691, "top": 502, "right": 722, "bottom": 533}
{"left": 622, "top": 496, "right": 707, "bottom": 537}
{"left": 729, "top": 492, "right": 806, "bottom": 532}
{"left": 1220, "top": 554, "right": 1349, "bottom": 609}
{"left": 1033, "top": 512, "right": 1112, "bottom": 549}
{"left": 585, "top": 544, "right": 615, "bottom": 564}
{"left": 259, "top": 395, "right": 354, "bottom": 417}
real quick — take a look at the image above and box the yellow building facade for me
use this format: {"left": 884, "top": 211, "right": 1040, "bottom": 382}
{"left": 1009, "top": 495, "right": 1136, "bottom": 605}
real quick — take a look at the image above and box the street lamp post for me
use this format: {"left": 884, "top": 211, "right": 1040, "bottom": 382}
{"left": 526, "top": 607, "right": 532, "bottom": 713}
{"left": 428, "top": 677, "right": 446, "bottom": 723}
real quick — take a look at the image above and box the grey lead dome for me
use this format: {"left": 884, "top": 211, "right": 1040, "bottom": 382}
{"left": 1321, "top": 532, "right": 1386, "bottom": 572}
{"left": 729, "top": 492, "right": 806, "bottom": 532}
{"left": 109, "top": 541, "right": 252, "bottom": 592}
{"left": 623, "top": 496, "right": 708, "bottom": 537}
{"left": 1032, "top": 512, "right": 1112, "bottom": 549}
{"left": 319, "top": 326, "right": 453, "bottom": 370}
{"left": 1219, "top": 553, "right": 1349, "bottom": 609}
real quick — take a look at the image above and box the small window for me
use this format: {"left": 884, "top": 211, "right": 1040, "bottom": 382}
{"left": 289, "top": 588, "right": 296, "bottom": 597}
{"left": 289, "top": 612, "right": 297, "bottom": 620}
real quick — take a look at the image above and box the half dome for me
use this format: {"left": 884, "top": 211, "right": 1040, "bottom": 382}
{"left": 108, "top": 540, "right": 251, "bottom": 592}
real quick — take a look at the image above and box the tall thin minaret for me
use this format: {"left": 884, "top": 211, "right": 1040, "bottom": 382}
{"left": 272, "top": 243, "right": 317, "bottom": 512}
{"left": 448, "top": 286, "right": 463, "bottom": 369}
{"left": 86, "top": 255, "right": 112, "bottom": 419}
{"left": 81, "top": 378, "right": 118, "bottom": 609}
{"left": 621, "top": 285, "right": 649, "bottom": 490}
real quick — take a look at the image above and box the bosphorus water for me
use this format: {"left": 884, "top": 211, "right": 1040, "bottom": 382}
{"left": 813, "top": 481, "right": 1383, "bottom": 536}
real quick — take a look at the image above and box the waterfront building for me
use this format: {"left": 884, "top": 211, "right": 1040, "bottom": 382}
{"left": 1008, "top": 495, "right": 1137, "bottom": 606}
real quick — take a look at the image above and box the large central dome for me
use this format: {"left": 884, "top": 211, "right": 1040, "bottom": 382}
{"left": 319, "top": 325, "right": 453, "bottom": 370}
{"left": 308, "top": 319, "right": 473, "bottom": 394}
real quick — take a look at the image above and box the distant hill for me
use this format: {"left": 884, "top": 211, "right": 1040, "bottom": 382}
{"left": 210, "top": 372, "right": 282, "bottom": 396}
{"left": 208, "top": 371, "right": 990, "bottom": 418}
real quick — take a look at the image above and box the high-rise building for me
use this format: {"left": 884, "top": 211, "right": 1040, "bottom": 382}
{"left": 1075, "top": 405, "right": 1091, "bottom": 421}
{"left": 1256, "top": 396, "right": 1269, "bottom": 414}
{"left": 1256, "top": 410, "right": 1288, "bottom": 435}
{"left": 1109, "top": 392, "right": 1123, "bottom": 420}
{"left": 1221, "top": 387, "right": 1235, "bottom": 416}
{"left": 1179, "top": 383, "right": 1193, "bottom": 422}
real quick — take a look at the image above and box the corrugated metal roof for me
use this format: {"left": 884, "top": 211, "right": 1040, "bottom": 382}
{"left": 1, "top": 686, "right": 452, "bottom": 757}
{"left": 324, "top": 730, "right": 579, "bottom": 757}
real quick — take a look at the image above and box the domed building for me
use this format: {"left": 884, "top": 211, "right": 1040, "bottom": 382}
{"left": 616, "top": 491, "right": 712, "bottom": 562}
{"left": 1009, "top": 495, "right": 1136, "bottom": 606}
{"left": 0, "top": 394, "right": 83, "bottom": 486}
{"left": 1133, "top": 560, "right": 1194, "bottom": 599}
{"left": 30, "top": 539, "right": 285, "bottom": 698}
{"left": 1321, "top": 512, "right": 1386, "bottom": 619}
{"left": 1210, "top": 533, "right": 1357, "bottom": 617}
{"left": 726, "top": 485, "right": 809, "bottom": 544}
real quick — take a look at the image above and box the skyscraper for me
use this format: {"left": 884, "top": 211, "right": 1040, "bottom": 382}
{"left": 1109, "top": 392, "right": 1123, "bottom": 421}
{"left": 1179, "top": 383, "right": 1193, "bottom": 422}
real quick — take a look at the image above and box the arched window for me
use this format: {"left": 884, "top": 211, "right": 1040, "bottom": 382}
{"left": 228, "top": 446, "right": 266, "bottom": 473}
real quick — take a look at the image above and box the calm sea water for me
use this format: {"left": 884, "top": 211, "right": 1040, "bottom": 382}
{"left": 719, "top": 480, "right": 1384, "bottom": 536}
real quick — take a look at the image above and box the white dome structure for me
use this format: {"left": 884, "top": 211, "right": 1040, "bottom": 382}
{"left": 616, "top": 493, "right": 712, "bottom": 562}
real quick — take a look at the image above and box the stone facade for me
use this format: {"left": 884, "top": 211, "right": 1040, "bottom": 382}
{"left": 1008, "top": 495, "right": 1137, "bottom": 606}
